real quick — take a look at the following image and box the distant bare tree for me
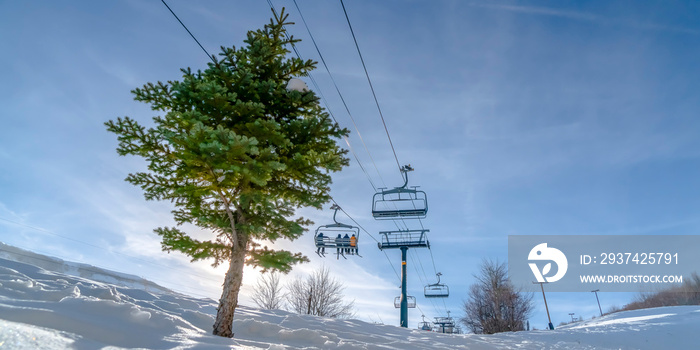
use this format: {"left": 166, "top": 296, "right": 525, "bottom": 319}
{"left": 461, "top": 259, "right": 533, "bottom": 334}
{"left": 286, "top": 266, "right": 355, "bottom": 318}
{"left": 621, "top": 272, "right": 700, "bottom": 312}
{"left": 251, "top": 272, "right": 284, "bottom": 310}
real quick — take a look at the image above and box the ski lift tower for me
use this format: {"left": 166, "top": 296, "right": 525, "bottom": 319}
{"left": 433, "top": 311, "right": 456, "bottom": 334}
{"left": 374, "top": 165, "right": 430, "bottom": 328}
{"left": 378, "top": 229, "right": 430, "bottom": 328}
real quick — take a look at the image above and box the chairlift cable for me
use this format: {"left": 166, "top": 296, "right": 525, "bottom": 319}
{"left": 166, "top": 0, "right": 445, "bottom": 322}
{"left": 337, "top": 1, "right": 443, "bottom": 286}
{"left": 330, "top": 198, "right": 402, "bottom": 284}
{"left": 271, "top": 1, "right": 440, "bottom": 313}
{"left": 265, "top": 0, "right": 381, "bottom": 193}
{"left": 409, "top": 250, "right": 427, "bottom": 287}
{"left": 86, "top": 0, "right": 317, "bottom": 291}
{"left": 409, "top": 250, "right": 442, "bottom": 316}
{"left": 161, "top": 0, "right": 380, "bottom": 199}
{"left": 339, "top": 0, "right": 402, "bottom": 174}
{"left": 414, "top": 250, "right": 431, "bottom": 287}
{"left": 160, "top": 0, "right": 214, "bottom": 62}
{"left": 291, "top": 0, "right": 416, "bottom": 247}
{"left": 271, "top": 1, "right": 449, "bottom": 321}
{"left": 417, "top": 219, "right": 440, "bottom": 280}
{"left": 265, "top": 0, "right": 404, "bottom": 284}
{"left": 425, "top": 229, "right": 440, "bottom": 276}
{"left": 307, "top": 71, "right": 380, "bottom": 192}
{"left": 290, "top": 1, "right": 417, "bottom": 235}
{"left": 415, "top": 216, "right": 441, "bottom": 277}
{"left": 149, "top": 0, "right": 417, "bottom": 307}
{"left": 161, "top": 0, "right": 408, "bottom": 242}
{"left": 267, "top": 0, "right": 384, "bottom": 194}
{"left": 292, "top": 0, "right": 387, "bottom": 189}
{"left": 415, "top": 304, "right": 427, "bottom": 323}
{"left": 410, "top": 248, "right": 447, "bottom": 315}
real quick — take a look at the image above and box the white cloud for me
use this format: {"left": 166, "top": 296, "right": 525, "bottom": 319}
{"left": 471, "top": 2, "right": 700, "bottom": 35}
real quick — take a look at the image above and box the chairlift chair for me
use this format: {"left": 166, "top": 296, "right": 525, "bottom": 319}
{"left": 434, "top": 317, "right": 455, "bottom": 326}
{"left": 314, "top": 204, "right": 360, "bottom": 260}
{"left": 372, "top": 165, "right": 428, "bottom": 220}
{"left": 433, "top": 311, "right": 456, "bottom": 334}
{"left": 394, "top": 295, "right": 416, "bottom": 308}
{"left": 418, "top": 315, "right": 433, "bottom": 331}
{"left": 424, "top": 272, "right": 449, "bottom": 298}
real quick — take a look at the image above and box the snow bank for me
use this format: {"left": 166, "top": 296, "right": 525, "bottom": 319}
{"left": 0, "top": 243, "right": 698, "bottom": 349}
{"left": 0, "top": 242, "right": 171, "bottom": 294}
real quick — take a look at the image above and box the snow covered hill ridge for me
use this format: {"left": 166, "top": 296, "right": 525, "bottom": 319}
{"left": 0, "top": 242, "right": 172, "bottom": 295}
{"left": 0, "top": 242, "right": 699, "bottom": 349}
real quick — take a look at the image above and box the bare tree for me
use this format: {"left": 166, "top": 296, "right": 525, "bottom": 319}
{"left": 461, "top": 259, "right": 533, "bottom": 334}
{"left": 286, "top": 266, "right": 355, "bottom": 318}
{"left": 622, "top": 272, "right": 700, "bottom": 312}
{"left": 251, "top": 271, "right": 285, "bottom": 310}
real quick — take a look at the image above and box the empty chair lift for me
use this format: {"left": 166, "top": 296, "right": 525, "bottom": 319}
{"left": 394, "top": 296, "right": 416, "bottom": 308}
{"left": 424, "top": 272, "right": 449, "bottom": 298}
{"left": 372, "top": 165, "right": 428, "bottom": 220}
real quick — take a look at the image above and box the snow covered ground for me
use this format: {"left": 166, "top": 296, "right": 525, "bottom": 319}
{"left": 0, "top": 242, "right": 698, "bottom": 349}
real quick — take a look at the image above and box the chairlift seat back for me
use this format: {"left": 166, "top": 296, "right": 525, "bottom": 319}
{"left": 372, "top": 187, "right": 428, "bottom": 220}
{"left": 314, "top": 223, "right": 359, "bottom": 249}
{"left": 394, "top": 296, "right": 416, "bottom": 308}
{"left": 424, "top": 283, "right": 449, "bottom": 298}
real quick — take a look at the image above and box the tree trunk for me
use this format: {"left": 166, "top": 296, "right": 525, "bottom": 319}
{"left": 212, "top": 242, "right": 247, "bottom": 338}
{"left": 307, "top": 287, "right": 313, "bottom": 315}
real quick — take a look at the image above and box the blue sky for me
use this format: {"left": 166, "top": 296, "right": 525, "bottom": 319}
{"left": 2, "top": 0, "right": 700, "bottom": 329}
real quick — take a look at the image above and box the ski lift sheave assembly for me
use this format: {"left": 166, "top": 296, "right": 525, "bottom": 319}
{"left": 372, "top": 165, "right": 428, "bottom": 220}
{"left": 377, "top": 229, "right": 430, "bottom": 250}
{"left": 424, "top": 272, "right": 449, "bottom": 298}
{"left": 314, "top": 204, "right": 360, "bottom": 260}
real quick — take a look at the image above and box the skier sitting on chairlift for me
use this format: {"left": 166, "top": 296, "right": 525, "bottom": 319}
{"left": 350, "top": 234, "right": 357, "bottom": 255}
{"left": 343, "top": 233, "right": 350, "bottom": 254}
{"left": 316, "top": 232, "right": 325, "bottom": 255}
{"left": 335, "top": 234, "right": 343, "bottom": 255}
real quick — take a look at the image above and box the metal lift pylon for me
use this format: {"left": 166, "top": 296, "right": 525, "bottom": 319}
{"left": 378, "top": 229, "right": 429, "bottom": 327}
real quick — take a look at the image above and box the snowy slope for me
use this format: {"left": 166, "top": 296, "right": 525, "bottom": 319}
{"left": 0, "top": 243, "right": 698, "bottom": 349}
{"left": 0, "top": 242, "right": 172, "bottom": 294}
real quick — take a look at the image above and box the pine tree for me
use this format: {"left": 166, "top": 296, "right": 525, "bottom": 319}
{"left": 105, "top": 10, "right": 349, "bottom": 338}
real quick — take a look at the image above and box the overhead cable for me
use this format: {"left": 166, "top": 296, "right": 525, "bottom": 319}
{"left": 339, "top": 0, "right": 402, "bottom": 173}
{"left": 160, "top": 0, "right": 214, "bottom": 62}
{"left": 292, "top": 0, "right": 387, "bottom": 189}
